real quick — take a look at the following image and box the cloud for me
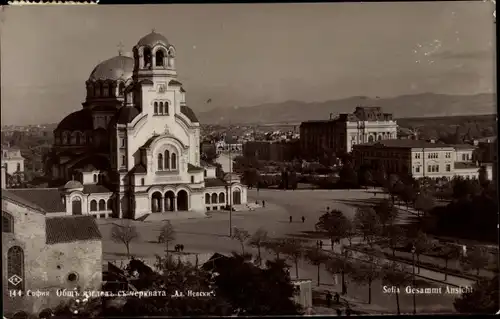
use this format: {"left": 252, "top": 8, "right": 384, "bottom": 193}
{"left": 431, "top": 49, "right": 493, "bottom": 60}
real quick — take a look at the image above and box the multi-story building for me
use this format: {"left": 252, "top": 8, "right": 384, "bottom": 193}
{"left": 2, "top": 145, "right": 25, "bottom": 187}
{"left": 243, "top": 140, "right": 300, "bottom": 162}
{"left": 352, "top": 139, "right": 493, "bottom": 180}
{"left": 2, "top": 174, "right": 102, "bottom": 315}
{"left": 41, "top": 31, "right": 247, "bottom": 220}
{"left": 300, "top": 106, "right": 398, "bottom": 159}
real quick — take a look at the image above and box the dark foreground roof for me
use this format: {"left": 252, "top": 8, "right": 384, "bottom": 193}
{"left": 83, "top": 184, "right": 112, "bottom": 194}
{"left": 46, "top": 216, "right": 102, "bottom": 244}
{"left": 7, "top": 188, "right": 65, "bottom": 213}
{"left": 181, "top": 105, "right": 199, "bottom": 123}
{"left": 2, "top": 190, "right": 47, "bottom": 214}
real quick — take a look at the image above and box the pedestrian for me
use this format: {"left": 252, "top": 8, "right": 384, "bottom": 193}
{"left": 289, "top": 216, "right": 293, "bottom": 223}
{"left": 319, "top": 241, "right": 323, "bottom": 249}
{"left": 326, "top": 206, "right": 330, "bottom": 213}
{"left": 180, "top": 244, "right": 184, "bottom": 252}
{"left": 336, "top": 309, "right": 342, "bottom": 316}
{"left": 373, "top": 191, "right": 377, "bottom": 196}
{"left": 334, "top": 292, "right": 340, "bottom": 304}
{"left": 255, "top": 200, "right": 258, "bottom": 205}
{"left": 326, "top": 291, "right": 332, "bottom": 308}
{"left": 262, "top": 200, "right": 266, "bottom": 208}
{"left": 301, "top": 216, "right": 305, "bottom": 223}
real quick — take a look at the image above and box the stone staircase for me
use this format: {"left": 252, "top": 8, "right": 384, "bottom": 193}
{"left": 141, "top": 211, "right": 208, "bottom": 222}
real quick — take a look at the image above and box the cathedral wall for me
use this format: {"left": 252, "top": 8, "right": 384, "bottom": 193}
{"left": 134, "top": 193, "right": 150, "bottom": 218}
{"left": 190, "top": 192, "right": 204, "bottom": 211}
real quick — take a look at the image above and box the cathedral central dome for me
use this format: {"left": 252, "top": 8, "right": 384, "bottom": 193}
{"left": 137, "top": 31, "right": 169, "bottom": 47}
{"left": 88, "top": 55, "right": 134, "bottom": 81}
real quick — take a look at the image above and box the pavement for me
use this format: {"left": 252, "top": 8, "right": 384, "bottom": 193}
{"left": 97, "top": 188, "right": 461, "bottom": 314}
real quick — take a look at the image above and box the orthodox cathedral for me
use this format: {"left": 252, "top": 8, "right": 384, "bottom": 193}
{"left": 35, "top": 31, "right": 247, "bottom": 220}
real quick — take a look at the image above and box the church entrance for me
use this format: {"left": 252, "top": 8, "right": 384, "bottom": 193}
{"left": 151, "top": 192, "right": 162, "bottom": 213}
{"left": 232, "top": 189, "right": 241, "bottom": 205}
{"left": 72, "top": 198, "right": 82, "bottom": 215}
{"left": 164, "top": 191, "right": 175, "bottom": 211}
{"left": 176, "top": 190, "right": 189, "bottom": 211}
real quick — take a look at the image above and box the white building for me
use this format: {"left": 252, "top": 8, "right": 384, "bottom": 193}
{"left": 43, "top": 31, "right": 247, "bottom": 220}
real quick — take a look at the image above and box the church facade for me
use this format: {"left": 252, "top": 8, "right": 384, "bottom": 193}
{"left": 45, "top": 31, "right": 247, "bottom": 220}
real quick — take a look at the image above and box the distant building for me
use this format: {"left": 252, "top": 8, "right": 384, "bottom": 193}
{"left": 243, "top": 140, "right": 299, "bottom": 162}
{"left": 300, "top": 106, "right": 398, "bottom": 159}
{"left": 2, "top": 145, "right": 25, "bottom": 187}
{"left": 215, "top": 136, "right": 242, "bottom": 154}
{"left": 352, "top": 139, "right": 492, "bottom": 180}
{"left": 2, "top": 189, "right": 102, "bottom": 316}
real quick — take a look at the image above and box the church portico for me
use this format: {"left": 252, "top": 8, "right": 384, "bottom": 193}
{"left": 148, "top": 186, "right": 190, "bottom": 212}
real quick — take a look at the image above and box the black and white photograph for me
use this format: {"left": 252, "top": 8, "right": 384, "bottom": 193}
{"left": 1, "top": 2, "right": 498, "bottom": 317}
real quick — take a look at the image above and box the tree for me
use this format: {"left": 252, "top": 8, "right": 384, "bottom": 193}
{"left": 399, "top": 185, "right": 416, "bottom": 209}
{"left": 353, "top": 207, "right": 381, "bottom": 246}
{"left": 344, "top": 217, "right": 357, "bottom": 246}
{"left": 111, "top": 222, "right": 139, "bottom": 258}
{"left": 231, "top": 228, "right": 251, "bottom": 255}
{"left": 381, "top": 262, "right": 413, "bottom": 315}
{"left": 247, "top": 228, "right": 268, "bottom": 265}
{"left": 384, "top": 224, "right": 406, "bottom": 257}
{"left": 158, "top": 221, "right": 176, "bottom": 257}
{"left": 349, "top": 255, "right": 380, "bottom": 304}
{"left": 325, "top": 251, "right": 353, "bottom": 295}
{"left": 262, "top": 238, "right": 287, "bottom": 260}
{"left": 386, "top": 174, "right": 400, "bottom": 203}
{"left": 406, "top": 229, "right": 431, "bottom": 274}
{"left": 339, "top": 164, "right": 358, "bottom": 189}
{"left": 304, "top": 247, "right": 329, "bottom": 286}
{"left": 414, "top": 193, "right": 435, "bottom": 217}
{"left": 460, "top": 246, "right": 490, "bottom": 276}
{"left": 362, "top": 169, "right": 374, "bottom": 188}
{"left": 282, "top": 238, "right": 305, "bottom": 279}
{"left": 374, "top": 199, "right": 399, "bottom": 231}
{"left": 315, "top": 209, "right": 349, "bottom": 248}
{"left": 435, "top": 244, "right": 461, "bottom": 281}
{"left": 454, "top": 275, "right": 499, "bottom": 314}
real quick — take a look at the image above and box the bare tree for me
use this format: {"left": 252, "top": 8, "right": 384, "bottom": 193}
{"left": 325, "top": 252, "right": 353, "bottom": 295}
{"left": 381, "top": 262, "right": 413, "bottom": 315}
{"left": 350, "top": 255, "right": 380, "bottom": 304}
{"left": 247, "top": 228, "right": 268, "bottom": 265}
{"left": 374, "top": 199, "right": 399, "bottom": 231}
{"left": 158, "top": 221, "right": 176, "bottom": 257}
{"left": 385, "top": 224, "right": 406, "bottom": 257}
{"left": 435, "top": 244, "right": 461, "bottom": 281}
{"left": 111, "top": 221, "right": 139, "bottom": 258}
{"left": 406, "top": 229, "right": 431, "bottom": 274}
{"left": 231, "top": 227, "right": 251, "bottom": 255}
{"left": 262, "top": 238, "right": 287, "bottom": 260}
{"left": 344, "top": 217, "right": 357, "bottom": 246}
{"left": 305, "top": 247, "right": 329, "bottom": 286}
{"left": 282, "top": 238, "right": 305, "bottom": 279}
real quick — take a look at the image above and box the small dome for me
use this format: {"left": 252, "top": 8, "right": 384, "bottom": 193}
{"left": 137, "top": 31, "right": 170, "bottom": 47}
{"left": 56, "top": 109, "right": 93, "bottom": 131}
{"left": 89, "top": 55, "right": 134, "bottom": 81}
{"left": 64, "top": 180, "right": 83, "bottom": 189}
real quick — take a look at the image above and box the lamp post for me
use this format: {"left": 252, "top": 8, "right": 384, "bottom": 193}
{"left": 411, "top": 245, "right": 416, "bottom": 315}
{"left": 229, "top": 146, "right": 233, "bottom": 238}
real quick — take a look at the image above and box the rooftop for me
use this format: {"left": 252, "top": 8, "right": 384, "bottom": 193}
{"left": 2, "top": 189, "right": 47, "bottom": 214}
{"left": 454, "top": 162, "right": 481, "bottom": 170}
{"left": 204, "top": 178, "right": 228, "bottom": 187}
{"left": 6, "top": 188, "right": 65, "bottom": 213}
{"left": 46, "top": 216, "right": 102, "bottom": 244}
{"left": 355, "top": 139, "right": 456, "bottom": 149}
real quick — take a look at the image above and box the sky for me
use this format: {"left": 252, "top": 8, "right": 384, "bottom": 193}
{"left": 1, "top": 2, "right": 496, "bottom": 125}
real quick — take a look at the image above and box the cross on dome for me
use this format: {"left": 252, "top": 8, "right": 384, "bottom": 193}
{"left": 117, "top": 41, "right": 124, "bottom": 56}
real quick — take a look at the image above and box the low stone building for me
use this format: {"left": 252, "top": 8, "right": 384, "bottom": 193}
{"left": 2, "top": 189, "right": 102, "bottom": 316}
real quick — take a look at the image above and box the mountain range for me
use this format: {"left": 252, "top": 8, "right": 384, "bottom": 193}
{"left": 196, "top": 93, "right": 496, "bottom": 125}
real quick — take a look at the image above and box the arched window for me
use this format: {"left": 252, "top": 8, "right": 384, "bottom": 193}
{"left": 93, "top": 174, "right": 97, "bottom": 183}
{"left": 164, "top": 150, "right": 170, "bottom": 169}
{"left": 141, "top": 178, "right": 145, "bottom": 186}
{"left": 2, "top": 212, "right": 14, "bottom": 233}
{"left": 103, "top": 83, "right": 109, "bottom": 97}
{"left": 144, "top": 47, "right": 152, "bottom": 68}
{"left": 158, "top": 153, "right": 163, "bottom": 170}
{"left": 164, "top": 102, "right": 169, "bottom": 114}
{"left": 16, "top": 163, "right": 20, "bottom": 171}
{"left": 171, "top": 153, "right": 177, "bottom": 170}
{"left": 205, "top": 193, "right": 211, "bottom": 204}
{"left": 66, "top": 133, "right": 71, "bottom": 144}
{"left": 155, "top": 50, "right": 165, "bottom": 67}
{"left": 154, "top": 102, "right": 158, "bottom": 114}
{"left": 107, "top": 199, "right": 113, "bottom": 210}
{"left": 159, "top": 102, "right": 164, "bottom": 114}
{"left": 211, "top": 193, "right": 218, "bottom": 204}
{"left": 94, "top": 83, "right": 100, "bottom": 97}
{"left": 204, "top": 170, "right": 207, "bottom": 177}
{"left": 191, "top": 176, "right": 194, "bottom": 184}
{"left": 219, "top": 192, "right": 225, "bottom": 203}
{"left": 98, "top": 199, "right": 106, "bottom": 211}
{"left": 8, "top": 246, "right": 24, "bottom": 291}
{"left": 90, "top": 200, "right": 97, "bottom": 211}
{"left": 76, "top": 133, "right": 81, "bottom": 145}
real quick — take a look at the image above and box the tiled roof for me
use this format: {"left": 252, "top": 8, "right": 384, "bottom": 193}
{"left": 7, "top": 188, "right": 65, "bottom": 213}
{"left": 82, "top": 184, "right": 112, "bottom": 194}
{"left": 356, "top": 140, "right": 455, "bottom": 149}
{"left": 205, "top": 178, "right": 227, "bottom": 187}
{"left": 2, "top": 190, "right": 47, "bottom": 214}
{"left": 46, "top": 216, "right": 102, "bottom": 244}
{"left": 200, "top": 160, "right": 214, "bottom": 168}
{"left": 449, "top": 144, "right": 476, "bottom": 150}
{"left": 130, "top": 163, "right": 147, "bottom": 174}
{"left": 168, "top": 80, "right": 183, "bottom": 86}
{"left": 187, "top": 163, "right": 204, "bottom": 172}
